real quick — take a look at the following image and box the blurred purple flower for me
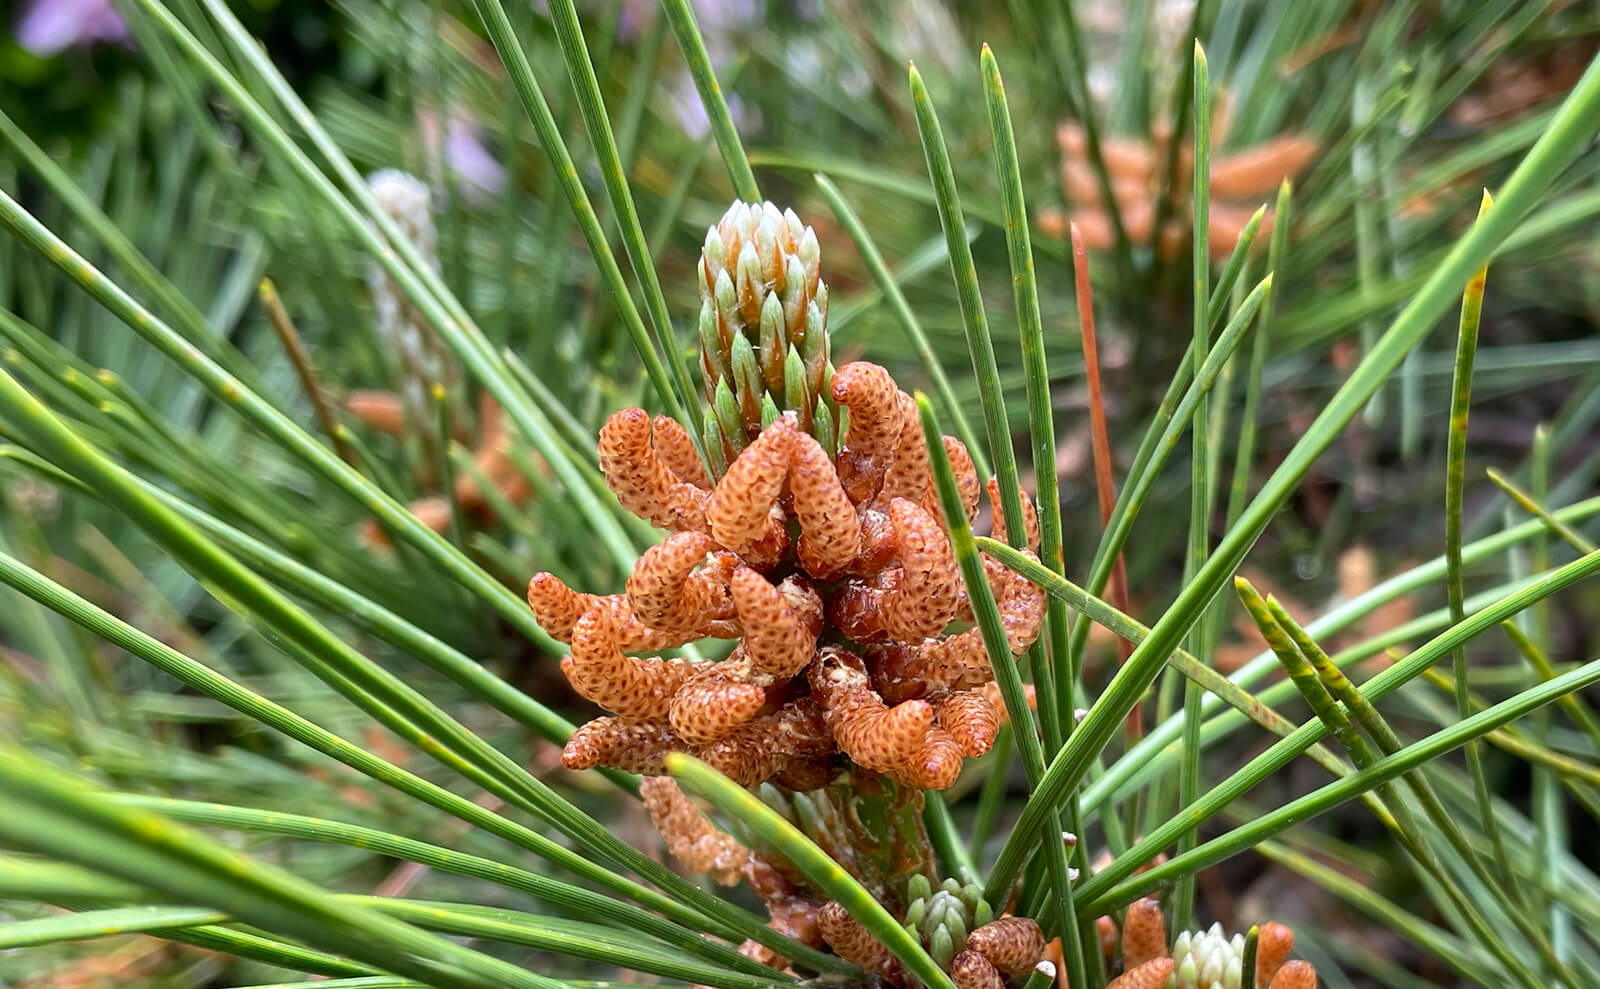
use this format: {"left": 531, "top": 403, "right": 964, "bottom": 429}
{"left": 687, "top": 0, "right": 762, "bottom": 63}
{"left": 668, "top": 75, "right": 714, "bottom": 140}
{"left": 15, "top": 0, "right": 129, "bottom": 56}
{"left": 666, "top": 71, "right": 758, "bottom": 142}
{"left": 418, "top": 108, "right": 506, "bottom": 205}
{"left": 613, "top": 0, "right": 654, "bottom": 42}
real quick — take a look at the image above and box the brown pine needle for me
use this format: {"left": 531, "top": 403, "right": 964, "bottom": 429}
{"left": 258, "top": 278, "right": 355, "bottom": 464}
{"left": 1070, "top": 223, "right": 1138, "bottom": 740}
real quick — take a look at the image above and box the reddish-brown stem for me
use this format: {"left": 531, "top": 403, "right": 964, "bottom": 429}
{"left": 1070, "top": 224, "right": 1139, "bottom": 741}
{"left": 259, "top": 278, "right": 357, "bottom": 465}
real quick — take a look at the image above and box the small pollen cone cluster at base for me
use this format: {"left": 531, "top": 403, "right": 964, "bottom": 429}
{"left": 641, "top": 776, "right": 1048, "bottom": 987}
{"left": 528, "top": 201, "right": 1047, "bottom": 792}
{"left": 1097, "top": 897, "right": 1316, "bottom": 989}
{"left": 817, "top": 875, "right": 1046, "bottom": 988}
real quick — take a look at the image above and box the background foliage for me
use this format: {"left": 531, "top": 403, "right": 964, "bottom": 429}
{"left": 1, "top": 1, "right": 1599, "bottom": 986}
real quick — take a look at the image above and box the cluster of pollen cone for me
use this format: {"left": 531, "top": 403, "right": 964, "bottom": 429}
{"left": 1103, "top": 898, "right": 1316, "bottom": 989}
{"left": 527, "top": 200, "right": 1047, "bottom": 793}
{"left": 641, "top": 775, "right": 1046, "bottom": 985}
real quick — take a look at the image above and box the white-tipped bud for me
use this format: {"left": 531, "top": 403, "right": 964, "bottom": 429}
{"left": 701, "top": 227, "right": 725, "bottom": 296}
{"left": 722, "top": 200, "right": 752, "bottom": 245}
{"left": 782, "top": 254, "right": 807, "bottom": 337}
{"left": 1224, "top": 956, "right": 1242, "bottom": 989}
{"left": 799, "top": 226, "right": 821, "bottom": 293}
{"left": 756, "top": 208, "right": 782, "bottom": 287}
{"left": 736, "top": 240, "right": 763, "bottom": 325}
{"left": 784, "top": 206, "right": 804, "bottom": 248}
{"left": 1170, "top": 924, "right": 1252, "bottom": 989}
{"left": 697, "top": 199, "right": 833, "bottom": 453}
{"left": 715, "top": 268, "right": 739, "bottom": 330}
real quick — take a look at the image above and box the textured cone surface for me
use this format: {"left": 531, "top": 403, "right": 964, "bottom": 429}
{"left": 949, "top": 950, "right": 1005, "bottom": 989}
{"left": 1266, "top": 960, "right": 1316, "bottom": 989}
{"left": 965, "top": 916, "right": 1045, "bottom": 976}
{"left": 1108, "top": 957, "right": 1176, "bottom": 989}
{"left": 1254, "top": 922, "right": 1294, "bottom": 987}
{"left": 931, "top": 690, "right": 1001, "bottom": 757}
{"left": 1121, "top": 897, "right": 1167, "bottom": 968}
{"left": 639, "top": 776, "right": 749, "bottom": 885}
{"left": 817, "top": 900, "right": 892, "bottom": 972}
{"left": 598, "top": 408, "right": 710, "bottom": 532}
{"left": 565, "top": 608, "right": 697, "bottom": 720}
{"left": 562, "top": 718, "right": 674, "bottom": 774}
{"left": 669, "top": 663, "right": 768, "bottom": 743}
